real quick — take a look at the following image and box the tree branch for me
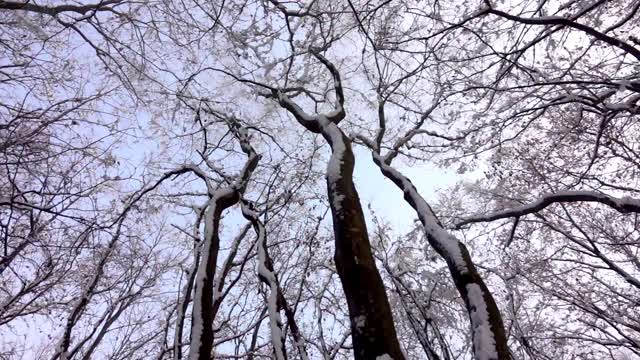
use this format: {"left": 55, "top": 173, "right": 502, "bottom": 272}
{"left": 0, "top": 0, "right": 122, "bottom": 16}
{"left": 456, "top": 191, "right": 640, "bottom": 229}
{"left": 484, "top": 5, "right": 640, "bottom": 61}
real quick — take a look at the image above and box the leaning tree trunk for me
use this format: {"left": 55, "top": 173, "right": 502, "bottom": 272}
{"left": 324, "top": 126, "right": 405, "bottom": 360}
{"left": 241, "top": 201, "right": 309, "bottom": 360}
{"left": 189, "top": 188, "right": 244, "bottom": 360}
{"left": 275, "top": 79, "right": 405, "bottom": 358}
{"left": 370, "top": 152, "right": 509, "bottom": 360}
{"left": 188, "top": 116, "right": 260, "bottom": 360}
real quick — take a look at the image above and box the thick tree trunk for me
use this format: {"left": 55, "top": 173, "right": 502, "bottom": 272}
{"left": 189, "top": 191, "right": 238, "bottom": 360}
{"left": 274, "top": 52, "right": 404, "bottom": 357}
{"left": 188, "top": 117, "right": 259, "bottom": 360}
{"left": 324, "top": 126, "right": 405, "bottom": 360}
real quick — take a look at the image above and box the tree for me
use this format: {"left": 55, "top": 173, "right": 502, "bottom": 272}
{"left": 1, "top": 0, "right": 639, "bottom": 359}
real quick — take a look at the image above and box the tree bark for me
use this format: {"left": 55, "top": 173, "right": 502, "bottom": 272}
{"left": 370, "top": 153, "right": 509, "bottom": 360}
{"left": 189, "top": 191, "right": 239, "bottom": 360}
{"left": 273, "top": 51, "right": 404, "bottom": 358}
{"left": 188, "top": 116, "right": 260, "bottom": 360}
{"left": 325, "top": 127, "right": 405, "bottom": 360}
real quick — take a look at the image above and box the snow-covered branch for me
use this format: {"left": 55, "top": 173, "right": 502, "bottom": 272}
{"left": 483, "top": 3, "right": 640, "bottom": 61}
{"left": 367, "top": 151, "right": 508, "bottom": 360}
{"left": 188, "top": 117, "right": 260, "bottom": 360}
{"left": 240, "top": 202, "right": 287, "bottom": 360}
{"left": 271, "top": 49, "right": 405, "bottom": 359}
{"left": 310, "top": 50, "right": 345, "bottom": 123}
{"left": 0, "top": 0, "right": 122, "bottom": 17}
{"left": 456, "top": 191, "right": 640, "bottom": 229}
{"left": 357, "top": 93, "right": 509, "bottom": 359}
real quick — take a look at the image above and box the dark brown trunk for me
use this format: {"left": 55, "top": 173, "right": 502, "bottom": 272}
{"left": 326, "top": 131, "right": 405, "bottom": 360}
{"left": 191, "top": 194, "right": 239, "bottom": 360}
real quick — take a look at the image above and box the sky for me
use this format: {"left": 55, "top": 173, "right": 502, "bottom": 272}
{"left": 352, "top": 146, "right": 458, "bottom": 231}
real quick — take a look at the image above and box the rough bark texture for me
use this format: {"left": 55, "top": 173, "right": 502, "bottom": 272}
{"left": 326, "top": 131, "right": 405, "bottom": 360}
{"left": 273, "top": 50, "right": 404, "bottom": 357}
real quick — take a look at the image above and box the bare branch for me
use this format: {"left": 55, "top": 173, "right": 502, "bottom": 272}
{"left": 457, "top": 191, "right": 640, "bottom": 229}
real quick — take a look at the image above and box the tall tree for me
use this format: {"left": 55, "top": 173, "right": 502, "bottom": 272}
{"left": 2, "top": 0, "right": 640, "bottom": 359}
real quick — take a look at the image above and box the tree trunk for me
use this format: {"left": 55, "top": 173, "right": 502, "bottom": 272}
{"left": 189, "top": 191, "right": 238, "bottom": 360}
{"left": 371, "top": 153, "right": 509, "bottom": 360}
{"left": 325, "top": 126, "right": 405, "bottom": 360}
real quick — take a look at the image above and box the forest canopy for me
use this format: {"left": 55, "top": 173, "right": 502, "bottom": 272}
{"left": 1, "top": 0, "right": 639, "bottom": 359}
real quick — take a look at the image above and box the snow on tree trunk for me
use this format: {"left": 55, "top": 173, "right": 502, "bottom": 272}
{"left": 322, "top": 120, "right": 405, "bottom": 360}
{"left": 174, "top": 247, "right": 200, "bottom": 360}
{"left": 273, "top": 49, "right": 405, "bottom": 358}
{"left": 370, "top": 152, "right": 509, "bottom": 360}
{"left": 188, "top": 116, "right": 260, "bottom": 360}
{"left": 241, "top": 203, "right": 287, "bottom": 360}
{"left": 188, "top": 189, "right": 237, "bottom": 360}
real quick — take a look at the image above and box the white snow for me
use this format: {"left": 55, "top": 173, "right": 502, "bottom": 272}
{"left": 186, "top": 162, "right": 256, "bottom": 359}
{"left": 174, "top": 265, "right": 195, "bottom": 359}
{"left": 323, "top": 120, "right": 345, "bottom": 184}
{"left": 321, "top": 119, "right": 347, "bottom": 215}
{"left": 466, "top": 284, "right": 498, "bottom": 360}
{"left": 462, "top": 190, "right": 640, "bottom": 225}
{"left": 240, "top": 202, "right": 287, "bottom": 359}
{"left": 188, "top": 196, "right": 219, "bottom": 360}
{"left": 277, "top": 91, "right": 318, "bottom": 123}
{"left": 620, "top": 196, "right": 640, "bottom": 208}
{"left": 353, "top": 314, "right": 366, "bottom": 332}
{"left": 330, "top": 193, "right": 346, "bottom": 213}
{"left": 254, "top": 216, "right": 285, "bottom": 360}
{"left": 275, "top": 92, "right": 349, "bottom": 217}
{"left": 376, "top": 354, "right": 393, "bottom": 360}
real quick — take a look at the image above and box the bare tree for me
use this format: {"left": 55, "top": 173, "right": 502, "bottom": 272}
{"left": 3, "top": 0, "right": 640, "bottom": 359}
